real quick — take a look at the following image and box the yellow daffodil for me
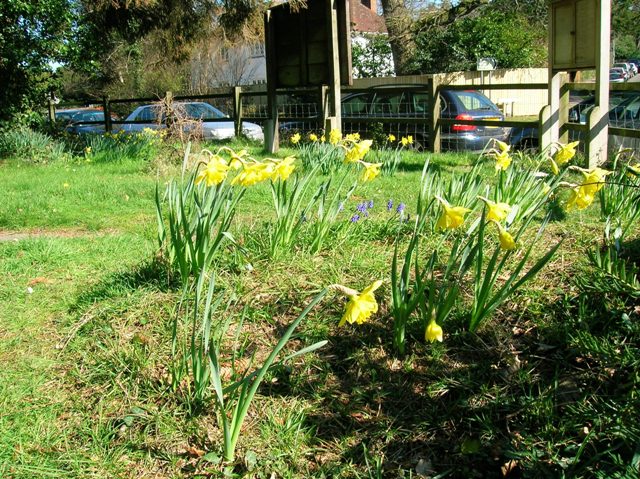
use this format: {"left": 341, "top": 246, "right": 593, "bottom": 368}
{"left": 494, "top": 150, "right": 512, "bottom": 172}
{"left": 542, "top": 183, "right": 551, "bottom": 195}
{"left": 270, "top": 157, "right": 296, "bottom": 182}
{"left": 479, "top": 196, "right": 511, "bottom": 222}
{"left": 548, "top": 157, "right": 559, "bottom": 175}
{"left": 309, "top": 133, "right": 318, "bottom": 142}
{"left": 360, "top": 161, "right": 382, "bottom": 182}
{"left": 566, "top": 187, "right": 594, "bottom": 211}
{"left": 332, "top": 280, "right": 383, "bottom": 327}
{"left": 344, "top": 139, "right": 373, "bottom": 163}
{"left": 435, "top": 196, "right": 471, "bottom": 231}
{"left": 425, "top": 320, "right": 443, "bottom": 342}
{"left": 401, "top": 136, "right": 410, "bottom": 146}
{"left": 495, "top": 139, "right": 510, "bottom": 154}
{"left": 345, "top": 132, "right": 361, "bottom": 142}
{"left": 491, "top": 220, "right": 517, "bottom": 250}
{"left": 231, "top": 162, "right": 274, "bottom": 187}
{"left": 196, "top": 155, "right": 229, "bottom": 186}
{"left": 388, "top": 134, "right": 396, "bottom": 142}
{"left": 229, "top": 149, "right": 249, "bottom": 170}
{"left": 554, "top": 141, "right": 579, "bottom": 166}
{"left": 290, "top": 133, "right": 301, "bottom": 145}
{"left": 329, "top": 129, "right": 342, "bottom": 145}
{"left": 320, "top": 134, "right": 326, "bottom": 143}
{"left": 580, "top": 167, "right": 611, "bottom": 196}
{"left": 628, "top": 163, "right": 640, "bottom": 175}
{"left": 84, "top": 146, "right": 92, "bottom": 154}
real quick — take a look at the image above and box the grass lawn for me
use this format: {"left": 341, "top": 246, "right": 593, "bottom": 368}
{"left": 0, "top": 138, "right": 639, "bottom": 478}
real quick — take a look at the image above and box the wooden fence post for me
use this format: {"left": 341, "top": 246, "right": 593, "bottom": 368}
{"left": 233, "top": 86, "right": 243, "bottom": 137}
{"left": 102, "top": 95, "right": 112, "bottom": 133}
{"left": 319, "top": 85, "right": 329, "bottom": 131}
{"left": 48, "top": 97, "right": 56, "bottom": 124}
{"left": 429, "top": 77, "right": 441, "bottom": 153}
{"left": 164, "top": 91, "right": 173, "bottom": 127}
{"left": 538, "top": 104, "right": 551, "bottom": 152}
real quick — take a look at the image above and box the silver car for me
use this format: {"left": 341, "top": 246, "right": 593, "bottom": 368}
{"left": 120, "top": 102, "right": 264, "bottom": 141}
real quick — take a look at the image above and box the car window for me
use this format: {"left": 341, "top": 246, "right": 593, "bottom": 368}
{"left": 450, "top": 91, "right": 497, "bottom": 112}
{"left": 372, "top": 93, "right": 403, "bottom": 115}
{"left": 342, "top": 94, "right": 369, "bottom": 116}
{"left": 137, "top": 106, "right": 158, "bottom": 122}
{"left": 413, "top": 93, "right": 429, "bottom": 115}
{"left": 184, "top": 103, "right": 225, "bottom": 120}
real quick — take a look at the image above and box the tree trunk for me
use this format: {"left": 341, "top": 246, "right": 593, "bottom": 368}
{"left": 379, "top": 0, "right": 416, "bottom": 75}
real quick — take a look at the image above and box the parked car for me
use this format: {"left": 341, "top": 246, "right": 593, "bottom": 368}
{"left": 281, "top": 86, "right": 509, "bottom": 152}
{"left": 65, "top": 109, "right": 118, "bottom": 135}
{"left": 613, "top": 62, "right": 633, "bottom": 78}
{"left": 509, "top": 90, "right": 640, "bottom": 150}
{"left": 610, "top": 71, "right": 626, "bottom": 83}
{"left": 342, "top": 87, "right": 509, "bottom": 151}
{"left": 120, "top": 102, "right": 264, "bottom": 141}
{"left": 610, "top": 67, "right": 628, "bottom": 81}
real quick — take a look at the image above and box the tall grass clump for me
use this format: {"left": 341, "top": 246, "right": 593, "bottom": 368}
{"left": 0, "top": 127, "right": 69, "bottom": 162}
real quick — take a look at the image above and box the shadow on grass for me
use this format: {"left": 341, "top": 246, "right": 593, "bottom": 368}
{"left": 69, "top": 255, "right": 179, "bottom": 313}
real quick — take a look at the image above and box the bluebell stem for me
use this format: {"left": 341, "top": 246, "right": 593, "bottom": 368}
{"left": 387, "top": 199, "right": 393, "bottom": 211}
{"left": 350, "top": 214, "right": 361, "bottom": 222}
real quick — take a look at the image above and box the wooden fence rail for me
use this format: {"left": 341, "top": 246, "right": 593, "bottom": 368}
{"left": 49, "top": 80, "right": 640, "bottom": 154}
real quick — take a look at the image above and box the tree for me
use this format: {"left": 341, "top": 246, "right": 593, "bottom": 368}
{"left": 379, "top": 0, "right": 488, "bottom": 75}
{"left": 0, "top": 0, "right": 73, "bottom": 124}
{"left": 351, "top": 33, "right": 394, "bottom": 78}
{"left": 410, "top": 9, "right": 547, "bottom": 73}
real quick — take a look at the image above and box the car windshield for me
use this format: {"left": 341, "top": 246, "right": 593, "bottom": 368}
{"left": 451, "top": 91, "right": 497, "bottom": 112}
{"left": 183, "top": 103, "right": 226, "bottom": 120}
{"left": 71, "top": 111, "right": 104, "bottom": 122}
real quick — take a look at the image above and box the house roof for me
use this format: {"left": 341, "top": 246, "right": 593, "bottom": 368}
{"left": 350, "top": 0, "right": 387, "bottom": 34}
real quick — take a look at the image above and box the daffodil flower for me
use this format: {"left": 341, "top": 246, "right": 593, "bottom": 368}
{"left": 270, "top": 156, "right": 296, "bottom": 182}
{"left": 479, "top": 196, "right": 511, "bottom": 222}
{"left": 331, "top": 280, "right": 383, "bottom": 326}
{"left": 425, "top": 320, "right": 443, "bottom": 342}
{"left": 388, "top": 134, "right": 396, "bottom": 142}
{"left": 566, "top": 187, "right": 594, "bottom": 211}
{"left": 344, "top": 139, "right": 373, "bottom": 163}
{"left": 494, "top": 150, "right": 512, "bottom": 172}
{"left": 309, "top": 133, "right": 318, "bottom": 142}
{"left": 231, "top": 162, "right": 274, "bottom": 187}
{"left": 359, "top": 161, "right": 382, "bottom": 182}
{"left": 494, "top": 139, "right": 510, "bottom": 153}
{"left": 290, "top": 133, "right": 301, "bottom": 145}
{"left": 491, "top": 220, "right": 517, "bottom": 250}
{"left": 553, "top": 141, "right": 579, "bottom": 166}
{"left": 329, "top": 129, "right": 342, "bottom": 145}
{"left": 548, "top": 157, "right": 559, "bottom": 175}
{"left": 435, "top": 195, "right": 471, "bottom": 231}
{"left": 196, "top": 156, "right": 229, "bottom": 186}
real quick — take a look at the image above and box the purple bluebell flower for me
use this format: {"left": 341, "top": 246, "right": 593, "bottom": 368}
{"left": 396, "top": 203, "right": 406, "bottom": 213}
{"left": 387, "top": 199, "right": 393, "bottom": 211}
{"left": 357, "top": 202, "right": 367, "bottom": 213}
{"left": 350, "top": 214, "right": 360, "bottom": 223}
{"left": 368, "top": 200, "right": 374, "bottom": 209}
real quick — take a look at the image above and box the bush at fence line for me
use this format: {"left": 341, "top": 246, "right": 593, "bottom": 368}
{"left": 0, "top": 127, "right": 70, "bottom": 163}
{"left": 82, "top": 128, "right": 163, "bottom": 163}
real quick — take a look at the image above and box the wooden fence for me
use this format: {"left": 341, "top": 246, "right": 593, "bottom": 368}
{"left": 50, "top": 75, "right": 640, "bottom": 154}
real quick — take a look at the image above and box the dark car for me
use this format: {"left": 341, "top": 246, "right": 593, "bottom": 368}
{"left": 65, "top": 109, "right": 118, "bottom": 135}
{"left": 509, "top": 90, "right": 640, "bottom": 150}
{"left": 280, "top": 86, "right": 509, "bottom": 152}
{"left": 339, "top": 87, "right": 509, "bottom": 151}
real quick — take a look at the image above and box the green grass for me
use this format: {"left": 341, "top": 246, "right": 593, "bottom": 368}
{"left": 0, "top": 139, "right": 638, "bottom": 478}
